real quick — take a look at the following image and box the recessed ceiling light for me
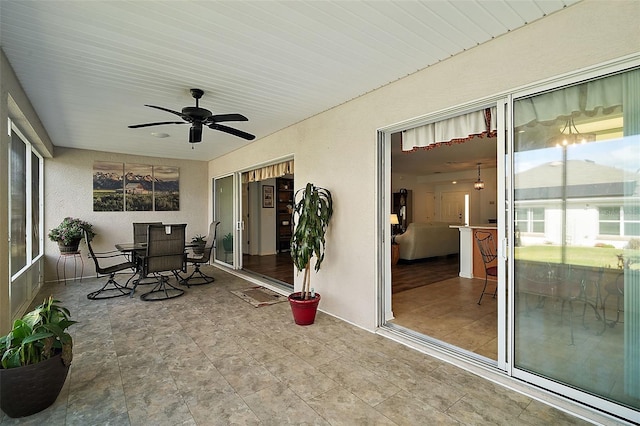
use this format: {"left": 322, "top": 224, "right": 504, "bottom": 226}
{"left": 151, "top": 132, "right": 170, "bottom": 138}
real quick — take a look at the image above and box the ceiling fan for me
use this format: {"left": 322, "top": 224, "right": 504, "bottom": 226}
{"left": 128, "top": 88, "right": 255, "bottom": 143}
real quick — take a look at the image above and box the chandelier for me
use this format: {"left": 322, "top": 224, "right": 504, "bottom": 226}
{"left": 474, "top": 163, "right": 484, "bottom": 190}
{"left": 551, "top": 118, "right": 596, "bottom": 147}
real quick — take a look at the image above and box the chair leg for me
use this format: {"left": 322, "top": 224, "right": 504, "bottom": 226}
{"left": 180, "top": 263, "right": 215, "bottom": 287}
{"left": 477, "top": 275, "right": 489, "bottom": 305}
{"left": 140, "top": 272, "right": 185, "bottom": 301}
{"left": 87, "top": 272, "right": 134, "bottom": 300}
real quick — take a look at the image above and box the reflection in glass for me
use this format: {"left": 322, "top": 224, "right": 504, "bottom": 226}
{"left": 10, "top": 130, "right": 27, "bottom": 277}
{"left": 513, "top": 69, "right": 640, "bottom": 411}
{"left": 214, "top": 176, "right": 234, "bottom": 266}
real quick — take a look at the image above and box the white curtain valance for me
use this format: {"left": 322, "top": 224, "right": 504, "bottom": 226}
{"left": 242, "top": 160, "right": 294, "bottom": 183}
{"left": 514, "top": 73, "right": 624, "bottom": 128}
{"left": 402, "top": 107, "right": 497, "bottom": 151}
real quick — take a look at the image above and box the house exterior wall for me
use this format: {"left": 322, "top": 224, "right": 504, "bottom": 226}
{"left": 207, "top": 0, "right": 640, "bottom": 330}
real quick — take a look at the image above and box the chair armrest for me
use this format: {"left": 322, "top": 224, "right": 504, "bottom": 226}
{"left": 89, "top": 250, "right": 129, "bottom": 259}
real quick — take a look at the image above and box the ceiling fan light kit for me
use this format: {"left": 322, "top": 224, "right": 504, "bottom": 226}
{"left": 128, "top": 88, "right": 255, "bottom": 144}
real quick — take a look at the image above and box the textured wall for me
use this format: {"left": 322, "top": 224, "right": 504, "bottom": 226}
{"left": 44, "top": 147, "right": 209, "bottom": 282}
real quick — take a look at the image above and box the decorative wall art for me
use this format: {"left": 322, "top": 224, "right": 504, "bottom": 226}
{"left": 125, "top": 163, "right": 153, "bottom": 211}
{"left": 262, "top": 185, "right": 274, "bottom": 208}
{"left": 93, "top": 161, "right": 179, "bottom": 212}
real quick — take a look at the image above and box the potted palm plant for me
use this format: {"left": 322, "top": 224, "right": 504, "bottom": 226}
{"left": 289, "top": 182, "right": 333, "bottom": 325}
{"left": 0, "top": 296, "right": 76, "bottom": 418}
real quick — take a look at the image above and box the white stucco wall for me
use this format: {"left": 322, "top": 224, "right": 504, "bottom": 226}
{"left": 44, "top": 147, "right": 209, "bottom": 281}
{"left": 207, "top": 0, "right": 640, "bottom": 330}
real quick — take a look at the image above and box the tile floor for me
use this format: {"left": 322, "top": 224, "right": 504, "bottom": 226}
{"left": 1, "top": 266, "right": 593, "bottom": 425}
{"left": 390, "top": 276, "right": 498, "bottom": 360}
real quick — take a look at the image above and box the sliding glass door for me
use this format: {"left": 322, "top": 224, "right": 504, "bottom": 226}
{"left": 213, "top": 175, "right": 235, "bottom": 266}
{"left": 512, "top": 67, "right": 639, "bottom": 416}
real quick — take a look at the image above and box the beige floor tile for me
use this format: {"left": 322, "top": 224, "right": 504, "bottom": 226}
{"left": 1, "top": 266, "right": 596, "bottom": 425}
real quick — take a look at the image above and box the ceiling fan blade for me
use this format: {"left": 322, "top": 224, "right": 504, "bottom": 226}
{"left": 128, "top": 121, "right": 187, "bottom": 129}
{"left": 208, "top": 113, "right": 248, "bottom": 123}
{"left": 209, "top": 123, "right": 256, "bottom": 140}
{"left": 145, "top": 104, "right": 190, "bottom": 121}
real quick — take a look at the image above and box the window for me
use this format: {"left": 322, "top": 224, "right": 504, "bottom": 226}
{"left": 9, "top": 121, "right": 43, "bottom": 279}
{"left": 599, "top": 206, "right": 640, "bottom": 236}
{"left": 515, "top": 207, "right": 544, "bottom": 233}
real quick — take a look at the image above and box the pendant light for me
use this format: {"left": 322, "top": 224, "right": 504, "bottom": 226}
{"left": 474, "top": 163, "right": 484, "bottom": 190}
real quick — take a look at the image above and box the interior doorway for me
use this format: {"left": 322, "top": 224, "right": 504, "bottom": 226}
{"left": 387, "top": 107, "right": 499, "bottom": 362}
{"left": 239, "top": 160, "right": 294, "bottom": 286}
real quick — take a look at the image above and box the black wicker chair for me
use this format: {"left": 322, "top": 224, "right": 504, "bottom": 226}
{"left": 84, "top": 230, "right": 136, "bottom": 300}
{"left": 138, "top": 224, "right": 187, "bottom": 301}
{"left": 182, "top": 222, "right": 219, "bottom": 286}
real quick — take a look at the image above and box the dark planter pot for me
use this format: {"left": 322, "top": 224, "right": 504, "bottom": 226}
{"left": 192, "top": 243, "right": 205, "bottom": 255}
{"left": 58, "top": 239, "right": 81, "bottom": 254}
{"left": 288, "top": 292, "right": 321, "bottom": 325}
{"left": 0, "top": 352, "right": 70, "bottom": 418}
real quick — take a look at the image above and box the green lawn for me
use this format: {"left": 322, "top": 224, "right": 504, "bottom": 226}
{"left": 515, "top": 245, "right": 639, "bottom": 270}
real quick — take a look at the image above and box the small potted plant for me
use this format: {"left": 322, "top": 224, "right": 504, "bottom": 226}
{"left": 222, "top": 233, "right": 233, "bottom": 252}
{"left": 289, "top": 183, "right": 333, "bottom": 325}
{"left": 48, "top": 217, "right": 95, "bottom": 253}
{"left": 0, "top": 296, "right": 76, "bottom": 418}
{"left": 191, "top": 234, "right": 206, "bottom": 255}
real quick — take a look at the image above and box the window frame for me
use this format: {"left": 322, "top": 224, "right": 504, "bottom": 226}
{"left": 9, "top": 118, "right": 44, "bottom": 282}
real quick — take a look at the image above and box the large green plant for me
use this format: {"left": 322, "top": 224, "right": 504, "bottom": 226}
{"left": 290, "top": 183, "right": 333, "bottom": 300}
{"left": 0, "top": 297, "right": 76, "bottom": 369}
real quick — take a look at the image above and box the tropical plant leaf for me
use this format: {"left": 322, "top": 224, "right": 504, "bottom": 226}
{"left": 290, "top": 182, "right": 333, "bottom": 297}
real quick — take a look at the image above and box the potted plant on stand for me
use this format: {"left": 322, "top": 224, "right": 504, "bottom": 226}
{"left": 289, "top": 182, "right": 333, "bottom": 325}
{"left": 0, "top": 297, "right": 76, "bottom": 418}
{"left": 48, "top": 217, "right": 95, "bottom": 253}
{"left": 190, "top": 234, "right": 206, "bottom": 255}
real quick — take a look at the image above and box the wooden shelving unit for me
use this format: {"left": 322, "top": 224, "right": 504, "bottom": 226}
{"left": 276, "top": 177, "right": 294, "bottom": 252}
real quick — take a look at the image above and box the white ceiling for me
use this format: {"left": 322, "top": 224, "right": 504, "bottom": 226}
{"left": 0, "top": 0, "right": 577, "bottom": 164}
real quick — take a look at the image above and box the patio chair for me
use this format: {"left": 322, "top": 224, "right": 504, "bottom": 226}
{"left": 133, "top": 222, "right": 162, "bottom": 245}
{"left": 182, "top": 221, "right": 219, "bottom": 286}
{"left": 84, "top": 230, "right": 136, "bottom": 300}
{"left": 138, "top": 224, "right": 187, "bottom": 301}
{"left": 475, "top": 230, "right": 498, "bottom": 305}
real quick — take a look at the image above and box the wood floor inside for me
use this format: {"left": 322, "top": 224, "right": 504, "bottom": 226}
{"left": 242, "top": 252, "right": 497, "bottom": 360}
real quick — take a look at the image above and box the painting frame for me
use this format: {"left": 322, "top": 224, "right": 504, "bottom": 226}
{"left": 262, "top": 185, "right": 274, "bottom": 208}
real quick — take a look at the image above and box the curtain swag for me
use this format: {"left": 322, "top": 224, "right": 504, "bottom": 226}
{"left": 402, "top": 107, "right": 497, "bottom": 152}
{"left": 242, "top": 160, "right": 294, "bottom": 183}
{"left": 514, "top": 73, "right": 626, "bottom": 128}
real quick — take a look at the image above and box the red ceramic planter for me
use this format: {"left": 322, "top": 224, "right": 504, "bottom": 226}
{"left": 288, "top": 292, "right": 321, "bottom": 325}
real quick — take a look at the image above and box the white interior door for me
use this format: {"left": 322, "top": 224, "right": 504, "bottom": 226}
{"left": 440, "top": 191, "right": 466, "bottom": 223}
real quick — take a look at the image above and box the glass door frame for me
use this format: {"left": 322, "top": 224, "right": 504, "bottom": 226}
{"left": 213, "top": 173, "right": 241, "bottom": 269}
{"left": 377, "top": 97, "right": 508, "bottom": 370}
{"left": 506, "top": 55, "right": 640, "bottom": 422}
